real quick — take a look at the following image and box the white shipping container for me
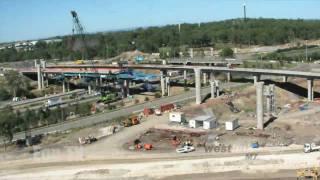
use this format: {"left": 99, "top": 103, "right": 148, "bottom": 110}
{"left": 169, "top": 112, "right": 185, "bottom": 123}
{"left": 189, "top": 119, "right": 200, "bottom": 128}
{"left": 203, "top": 120, "right": 216, "bottom": 129}
{"left": 225, "top": 119, "right": 239, "bottom": 131}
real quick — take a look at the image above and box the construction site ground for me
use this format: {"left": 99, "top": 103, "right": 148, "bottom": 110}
{"left": 1, "top": 78, "right": 320, "bottom": 179}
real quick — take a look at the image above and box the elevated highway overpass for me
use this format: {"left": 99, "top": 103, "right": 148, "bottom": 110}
{"left": 18, "top": 64, "right": 320, "bottom": 104}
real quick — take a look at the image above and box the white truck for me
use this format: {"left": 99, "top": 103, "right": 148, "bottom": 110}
{"left": 304, "top": 143, "right": 320, "bottom": 153}
{"left": 45, "top": 97, "right": 62, "bottom": 107}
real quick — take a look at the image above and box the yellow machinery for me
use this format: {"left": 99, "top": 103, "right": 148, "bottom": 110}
{"left": 75, "top": 60, "right": 85, "bottom": 64}
{"left": 297, "top": 167, "right": 319, "bottom": 180}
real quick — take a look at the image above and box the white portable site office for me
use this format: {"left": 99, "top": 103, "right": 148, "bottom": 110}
{"left": 189, "top": 115, "right": 217, "bottom": 129}
{"left": 225, "top": 118, "right": 239, "bottom": 131}
{"left": 169, "top": 112, "right": 185, "bottom": 123}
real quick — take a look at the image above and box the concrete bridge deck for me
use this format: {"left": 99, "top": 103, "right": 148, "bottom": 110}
{"left": 25, "top": 64, "right": 320, "bottom": 79}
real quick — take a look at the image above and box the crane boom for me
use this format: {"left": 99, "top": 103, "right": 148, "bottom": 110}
{"left": 70, "top": 10, "right": 99, "bottom": 74}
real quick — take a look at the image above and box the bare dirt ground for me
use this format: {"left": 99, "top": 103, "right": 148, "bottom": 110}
{"left": 1, "top": 78, "right": 320, "bottom": 179}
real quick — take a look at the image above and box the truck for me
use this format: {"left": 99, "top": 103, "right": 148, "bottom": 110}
{"left": 304, "top": 143, "right": 320, "bottom": 153}
{"left": 45, "top": 97, "right": 62, "bottom": 107}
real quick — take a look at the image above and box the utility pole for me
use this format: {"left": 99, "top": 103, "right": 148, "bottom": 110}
{"left": 243, "top": 2, "right": 247, "bottom": 21}
{"left": 305, "top": 40, "right": 308, "bottom": 62}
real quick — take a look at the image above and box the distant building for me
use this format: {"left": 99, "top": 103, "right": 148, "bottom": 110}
{"left": 0, "top": 38, "right": 62, "bottom": 52}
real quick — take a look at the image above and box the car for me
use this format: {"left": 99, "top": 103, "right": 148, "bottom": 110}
{"left": 176, "top": 146, "right": 195, "bottom": 153}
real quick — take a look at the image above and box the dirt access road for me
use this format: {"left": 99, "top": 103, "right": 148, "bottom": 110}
{"left": 1, "top": 111, "right": 320, "bottom": 180}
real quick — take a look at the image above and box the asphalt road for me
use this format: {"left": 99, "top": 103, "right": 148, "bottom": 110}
{"left": 5, "top": 82, "right": 245, "bottom": 142}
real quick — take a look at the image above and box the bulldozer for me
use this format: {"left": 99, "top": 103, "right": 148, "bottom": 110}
{"left": 122, "top": 115, "right": 140, "bottom": 127}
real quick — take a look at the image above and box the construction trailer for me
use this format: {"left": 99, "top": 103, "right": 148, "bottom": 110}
{"left": 169, "top": 112, "right": 185, "bottom": 123}
{"left": 189, "top": 115, "right": 217, "bottom": 129}
{"left": 225, "top": 118, "right": 239, "bottom": 131}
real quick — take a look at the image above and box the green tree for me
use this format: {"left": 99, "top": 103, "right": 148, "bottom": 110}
{"left": 4, "top": 70, "right": 30, "bottom": 97}
{"left": 0, "top": 108, "right": 17, "bottom": 150}
{"left": 219, "top": 47, "right": 234, "bottom": 58}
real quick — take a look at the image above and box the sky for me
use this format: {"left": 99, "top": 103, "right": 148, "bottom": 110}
{"left": 0, "top": 0, "right": 319, "bottom": 43}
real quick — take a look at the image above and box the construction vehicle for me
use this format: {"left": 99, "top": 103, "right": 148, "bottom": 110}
{"left": 45, "top": 97, "right": 62, "bottom": 107}
{"left": 144, "top": 144, "right": 153, "bottom": 150}
{"left": 297, "top": 167, "right": 319, "bottom": 180}
{"left": 99, "top": 93, "right": 117, "bottom": 103}
{"left": 304, "top": 143, "right": 320, "bottom": 153}
{"left": 75, "top": 60, "right": 85, "bottom": 64}
{"left": 122, "top": 115, "right": 140, "bottom": 127}
{"left": 78, "top": 135, "right": 97, "bottom": 145}
{"left": 176, "top": 141, "right": 195, "bottom": 153}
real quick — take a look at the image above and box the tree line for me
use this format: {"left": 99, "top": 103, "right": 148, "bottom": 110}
{"left": 0, "top": 102, "right": 92, "bottom": 144}
{"left": 1, "top": 18, "right": 320, "bottom": 62}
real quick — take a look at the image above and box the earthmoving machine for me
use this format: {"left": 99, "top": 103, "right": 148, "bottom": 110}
{"left": 304, "top": 143, "right": 320, "bottom": 153}
{"left": 122, "top": 115, "right": 140, "bottom": 127}
{"left": 297, "top": 167, "right": 319, "bottom": 180}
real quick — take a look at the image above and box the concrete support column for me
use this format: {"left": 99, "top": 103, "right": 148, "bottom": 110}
{"left": 125, "top": 79, "right": 130, "bottom": 97}
{"left": 99, "top": 76, "right": 103, "bottom": 86}
{"left": 62, "top": 80, "right": 66, "bottom": 93}
{"left": 160, "top": 70, "right": 166, "bottom": 96}
{"left": 282, "top": 76, "right": 288, "bottom": 83}
{"left": 36, "top": 64, "right": 42, "bottom": 90}
{"left": 215, "top": 80, "right": 220, "bottom": 97}
{"left": 88, "top": 84, "right": 92, "bottom": 95}
{"left": 210, "top": 72, "right": 215, "bottom": 81}
{"left": 253, "top": 75, "right": 260, "bottom": 84}
{"left": 166, "top": 77, "right": 170, "bottom": 96}
{"left": 95, "top": 78, "right": 99, "bottom": 87}
{"left": 256, "top": 82, "right": 264, "bottom": 130}
{"left": 67, "top": 81, "right": 70, "bottom": 92}
{"left": 307, "top": 78, "right": 314, "bottom": 101}
{"left": 34, "top": 60, "right": 38, "bottom": 68}
{"left": 194, "top": 68, "right": 201, "bottom": 104}
{"left": 190, "top": 48, "right": 194, "bottom": 58}
{"left": 266, "top": 85, "right": 271, "bottom": 116}
{"left": 203, "top": 72, "right": 207, "bottom": 85}
{"left": 183, "top": 70, "right": 187, "bottom": 80}
{"left": 41, "top": 73, "right": 45, "bottom": 89}
{"left": 210, "top": 81, "right": 216, "bottom": 99}
{"left": 227, "top": 72, "right": 231, "bottom": 82}
{"left": 270, "top": 84, "right": 275, "bottom": 113}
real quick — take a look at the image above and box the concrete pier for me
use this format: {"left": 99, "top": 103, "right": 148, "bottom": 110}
{"left": 36, "top": 64, "right": 42, "bottom": 90}
{"left": 227, "top": 72, "right": 231, "bottom": 82}
{"left": 282, "top": 76, "right": 288, "bottom": 83}
{"left": 88, "top": 84, "right": 92, "bottom": 95}
{"left": 194, "top": 68, "right": 201, "bottom": 104}
{"left": 266, "top": 85, "right": 271, "bottom": 116}
{"left": 160, "top": 70, "right": 166, "bottom": 96}
{"left": 215, "top": 80, "right": 220, "bottom": 97}
{"left": 253, "top": 75, "right": 260, "bottom": 84}
{"left": 203, "top": 73, "right": 207, "bottom": 85}
{"left": 183, "top": 70, "right": 187, "bottom": 80}
{"left": 125, "top": 79, "right": 130, "bottom": 97}
{"left": 307, "top": 78, "right": 314, "bottom": 101}
{"left": 62, "top": 80, "right": 66, "bottom": 93}
{"left": 256, "top": 82, "right": 264, "bottom": 130}
{"left": 166, "top": 77, "right": 170, "bottom": 96}
{"left": 210, "top": 81, "right": 216, "bottom": 99}
{"left": 190, "top": 48, "right": 194, "bottom": 58}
